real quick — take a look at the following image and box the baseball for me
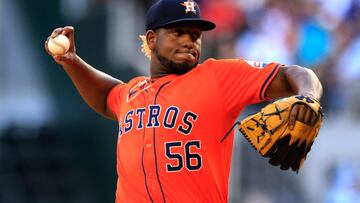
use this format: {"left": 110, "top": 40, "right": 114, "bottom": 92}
{"left": 48, "top": 34, "right": 70, "bottom": 55}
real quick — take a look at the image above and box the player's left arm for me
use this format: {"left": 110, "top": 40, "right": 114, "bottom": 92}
{"left": 265, "top": 65, "right": 323, "bottom": 129}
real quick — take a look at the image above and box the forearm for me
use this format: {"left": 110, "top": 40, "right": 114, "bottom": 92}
{"left": 45, "top": 26, "right": 122, "bottom": 119}
{"left": 283, "top": 65, "right": 323, "bottom": 100}
{"left": 266, "top": 65, "right": 323, "bottom": 100}
{"left": 61, "top": 55, "right": 122, "bottom": 119}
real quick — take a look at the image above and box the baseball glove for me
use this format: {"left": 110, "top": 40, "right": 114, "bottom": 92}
{"left": 239, "top": 95, "right": 323, "bottom": 172}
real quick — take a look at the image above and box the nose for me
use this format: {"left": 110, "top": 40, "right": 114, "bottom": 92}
{"left": 182, "top": 34, "right": 194, "bottom": 49}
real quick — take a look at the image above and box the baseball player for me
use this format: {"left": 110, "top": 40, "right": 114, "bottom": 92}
{"left": 45, "top": 0, "right": 323, "bottom": 202}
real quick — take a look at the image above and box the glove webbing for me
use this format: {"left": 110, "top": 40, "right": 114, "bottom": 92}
{"left": 240, "top": 104, "right": 289, "bottom": 151}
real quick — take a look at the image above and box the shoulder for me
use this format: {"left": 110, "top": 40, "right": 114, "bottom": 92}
{"left": 197, "top": 58, "right": 261, "bottom": 74}
{"left": 199, "top": 58, "right": 244, "bottom": 65}
{"left": 128, "top": 76, "right": 148, "bottom": 83}
{"left": 110, "top": 76, "right": 147, "bottom": 93}
{"left": 120, "top": 76, "right": 148, "bottom": 87}
{"left": 197, "top": 58, "right": 252, "bottom": 70}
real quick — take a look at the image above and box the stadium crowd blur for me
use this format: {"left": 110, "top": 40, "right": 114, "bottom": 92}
{"left": 1, "top": 0, "right": 360, "bottom": 203}
{"left": 190, "top": 0, "right": 360, "bottom": 203}
{"left": 197, "top": 0, "right": 360, "bottom": 118}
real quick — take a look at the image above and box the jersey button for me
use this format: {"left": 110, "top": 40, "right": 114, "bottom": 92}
{"left": 146, "top": 143, "right": 152, "bottom": 148}
{"left": 148, "top": 173, "right": 154, "bottom": 178}
{"left": 149, "top": 87, "right": 155, "bottom": 92}
{"left": 148, "top": 97, "right": 154, "bottom": 102}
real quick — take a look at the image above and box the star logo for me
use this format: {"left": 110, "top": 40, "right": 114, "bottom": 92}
{"left": 181, "top": 0, "right": 197, "bottom": 14}
{"left": 126, "top": 79, "right": 152, "bottom": 103}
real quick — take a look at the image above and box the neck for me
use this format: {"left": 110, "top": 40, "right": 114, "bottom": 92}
{"left": 150, "top": 57, "right": 170, "bottom": 79}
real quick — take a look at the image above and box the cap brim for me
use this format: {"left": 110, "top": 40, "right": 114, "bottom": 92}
{"left": 153, "top": 18, "right": 216, "bottom": 31}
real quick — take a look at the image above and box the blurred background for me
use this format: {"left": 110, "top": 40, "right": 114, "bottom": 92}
{"left": 1, "top": 0, "right": 360, "bottom": 202}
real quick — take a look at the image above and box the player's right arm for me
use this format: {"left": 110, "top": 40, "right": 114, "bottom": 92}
{"left": 45, "top": 26, "right": 122, "bottom": 120}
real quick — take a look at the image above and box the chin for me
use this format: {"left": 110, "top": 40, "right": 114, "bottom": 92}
{"left": 171, "top": 61, "right": 198, "bottom": 75}
{"left": 156, "top": 50, "right": 198, "bottom": 75}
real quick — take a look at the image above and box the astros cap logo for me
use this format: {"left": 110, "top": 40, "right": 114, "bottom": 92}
{"left": 145, "top": 0, "right": 215, "bottom": 31}
{"left": 181, "top": 0, "right": 197, "bottom": 14}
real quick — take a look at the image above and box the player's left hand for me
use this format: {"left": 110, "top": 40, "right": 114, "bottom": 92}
{"left": 238, "top": 95, "right": 323, "bottom": 172}
{"left": 289, "top": 101, "right": 318, "bottom": 130}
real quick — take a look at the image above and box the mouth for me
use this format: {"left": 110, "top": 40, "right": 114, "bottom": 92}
{"left": 175, "top": 50, "right": 197, "bottom": 61}
{"left": 188, "top": 50, "right": 197, "bottom": 59}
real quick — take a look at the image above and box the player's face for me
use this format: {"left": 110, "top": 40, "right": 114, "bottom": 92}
{"left": 154, "top": 23, "right": 202, "bottom": 75}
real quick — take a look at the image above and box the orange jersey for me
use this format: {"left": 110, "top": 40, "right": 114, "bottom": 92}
{"left": 107, "top": 58, "right": 280, "bottom": 203}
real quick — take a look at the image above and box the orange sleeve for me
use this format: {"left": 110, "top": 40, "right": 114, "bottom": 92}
{"left": 206, "top": 58, "right": 281, "bottom": 118}
{"left": 107, "top": 83, "right": 126, "bottom": 120}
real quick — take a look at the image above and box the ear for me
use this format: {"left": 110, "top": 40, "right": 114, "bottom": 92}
{"left": 146, "top": 30, "right": 156, "bottom": 51}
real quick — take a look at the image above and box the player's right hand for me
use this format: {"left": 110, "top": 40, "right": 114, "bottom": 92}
{"left": 45, "top": 26, "right": 77, "bottom": 66}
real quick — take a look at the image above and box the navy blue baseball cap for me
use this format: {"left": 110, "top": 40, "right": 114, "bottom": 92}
{"left": 146, "top": 0, "right": 216, "bottom": 31}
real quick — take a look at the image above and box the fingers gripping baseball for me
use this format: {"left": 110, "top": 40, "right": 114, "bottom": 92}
{"left": 45, "top": 26, "right": 76, "bottom": 64}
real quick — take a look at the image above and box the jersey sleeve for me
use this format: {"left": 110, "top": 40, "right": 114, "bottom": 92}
{"left": 107, "top": 83, "right": 126, "bottom": 120}
{"left": 206, "top": 58, "right": 281, "bottom": 118}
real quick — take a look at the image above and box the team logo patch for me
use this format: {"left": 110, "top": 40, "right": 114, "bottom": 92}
{"left": 244, "top": 60, "right": 267, "bottom": 69}
{"left": 127, "top": 79, "right": 151, "bottom": 103}
{"left": 181, "top": 0, "right": 197, "bottom": 14}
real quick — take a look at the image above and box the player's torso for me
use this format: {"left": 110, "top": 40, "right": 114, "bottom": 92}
{"left": 115, "top": 67, "right": 235, "bottom": 203}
